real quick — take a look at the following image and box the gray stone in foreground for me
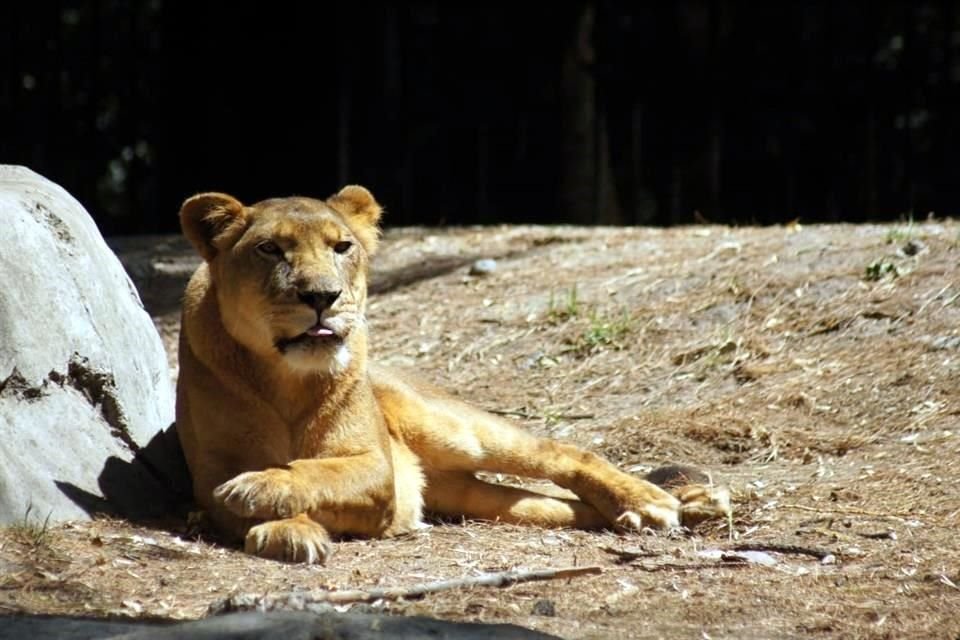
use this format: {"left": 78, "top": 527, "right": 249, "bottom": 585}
{"left": 0, "top": 611, "right": 561, "bottom": 640}
{"left": 0, "top": 166, "right": 178, "bottom": 525}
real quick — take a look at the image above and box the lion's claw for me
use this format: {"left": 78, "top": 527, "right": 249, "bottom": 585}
{"left": 673, "top": 484, "right": 732, "bottom": 528}
{"left": 245, "top": 515, "right": 333, "bottom": 564}
{"left": 615, "top": 501, "right": 681, "bottom": 532}
{"left": 213, "top": 469, "right": 308, "bottom": 520}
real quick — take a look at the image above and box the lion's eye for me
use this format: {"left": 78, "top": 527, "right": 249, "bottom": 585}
{"left": 333, "top": 240, "right": 353, "bottom": 254}
{"left": 256, "top": 241, "right": 283, "bottom": 257}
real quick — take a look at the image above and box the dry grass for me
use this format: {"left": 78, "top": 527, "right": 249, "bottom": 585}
{"left": 4, "top": 220, "right": 960, "bottom": 638}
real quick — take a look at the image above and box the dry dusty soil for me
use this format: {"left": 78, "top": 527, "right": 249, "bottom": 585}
{"left": 2, "top": 220, "right": 960, "bottom": 639}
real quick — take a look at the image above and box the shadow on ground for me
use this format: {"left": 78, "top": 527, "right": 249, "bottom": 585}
{"left": 57, "top": 423, "right": 193, "bottom": 526}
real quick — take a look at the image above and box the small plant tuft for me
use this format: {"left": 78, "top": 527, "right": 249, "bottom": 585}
{"left": 864, "top": 259, "right": 900, "bottom": 281}
{"left": 885, "top": 214, "right": 916, "bottom": 245}
{"left": 544, "top": 286, "right": 635, "bottom": 356}
{"left": 9, "top": 503, "right": 53, "bottom": 547}
{"left": 580, "top": 309, "right": 635, "bottom": 351}
{"left": 547, "top": 285, "right": 581, "bottom": 323}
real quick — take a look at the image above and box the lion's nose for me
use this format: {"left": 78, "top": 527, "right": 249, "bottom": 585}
{"left": 297, "top": 289, "right": 341, "bottom": 311}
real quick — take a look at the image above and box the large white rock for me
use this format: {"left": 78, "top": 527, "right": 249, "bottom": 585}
{"left": 0, "top": 166, "right": 177, "bottom": 525}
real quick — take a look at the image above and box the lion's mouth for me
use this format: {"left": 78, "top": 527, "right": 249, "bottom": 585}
{"left": 305, "top": 323, "right": 336, "bottom": 338}
{"left": 276, "top": 321, "right": 341, "bottom": 352}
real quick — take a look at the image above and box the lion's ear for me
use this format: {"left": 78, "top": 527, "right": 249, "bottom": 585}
{"left": 327, "top": 185, "right": 383, "bottom": 255}
{"left": 179, "top": 193, "right": 246, "bottom": 261}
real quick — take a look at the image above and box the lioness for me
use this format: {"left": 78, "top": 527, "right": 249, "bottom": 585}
{"left": 176, "top": 186, "right": 726, "bottom": 564}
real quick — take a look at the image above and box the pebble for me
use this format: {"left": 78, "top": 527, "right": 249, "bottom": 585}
{"left": 469, "top": 258, "right": 497, "bottom": 276}
{"left": 900, "top": 239, "right": 926, "bottom": 256}
{"left": 532, "top": 599, "right": 556, "bottom": 617}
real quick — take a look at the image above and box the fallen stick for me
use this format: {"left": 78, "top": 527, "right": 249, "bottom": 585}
{"left": 488, "top": 409, "right": 595, "bottom": 421}
{"left": 601, "top": 545, "right": 659, "bottom": 564}
{"left": 632, "top": 561, "right": 756, "bottom": 572}
{"left": 781, "top": 503, "right": 926, "bottom": 524}
{"left": 209, "top": 565, "right": 603, "bottom": 615}
{"left": 728, "top": 542, "right": 833, "bottom": 560}
{"left": 488, "top": 409, "right": 540, "bottom": 420}
{"left": 857, "top": 530, "right": 897, "bottom": 541}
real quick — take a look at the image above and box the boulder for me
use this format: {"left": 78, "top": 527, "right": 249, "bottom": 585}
{"left": 0, "top": 166, "right": 179, "bottom": 525}
{"left": 0, "top": 611, "right": 561, "bottom": 640}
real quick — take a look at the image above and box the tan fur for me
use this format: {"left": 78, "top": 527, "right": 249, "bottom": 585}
{"left": 176, "top": 186, "right": 721, "bottom": 564}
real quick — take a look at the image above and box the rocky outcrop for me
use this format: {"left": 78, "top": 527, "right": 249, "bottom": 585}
{"left": 0, "top": 166, "right": 179, "bottom": 525}
{"left": 0, "top": 611, "right": 560, "bottom": 640}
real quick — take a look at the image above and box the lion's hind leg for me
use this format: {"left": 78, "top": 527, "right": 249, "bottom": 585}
{"left": 424, "top": 470, "right": 607, "bottom": 529}
{"left": 377, "top": 372, "right": 680, "bottom": 531}
{"left": 407, "top": 402, "right": 680, "bottom": 530}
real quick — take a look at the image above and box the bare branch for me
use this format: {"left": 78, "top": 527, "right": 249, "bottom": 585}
{"left": 209, "top": 565, "right": 603, "bottom": 615}
{"left": 728, "top": 542, "right": 833, "bottom": 560}
{"left": 781, "top": 503, "right": 927, "bottom": 524}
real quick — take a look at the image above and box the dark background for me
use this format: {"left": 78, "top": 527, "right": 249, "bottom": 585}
{"left": 2, "top": 1, "right": 959, "bottom": 235}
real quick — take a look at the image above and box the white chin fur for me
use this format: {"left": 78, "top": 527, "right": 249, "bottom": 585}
{"left": 284, "top": 341, "right": 352, "bottom": 375}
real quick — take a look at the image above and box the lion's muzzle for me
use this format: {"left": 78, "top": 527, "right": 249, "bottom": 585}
{"left": 297, "top": 288, "right": 342, "bottom": 312}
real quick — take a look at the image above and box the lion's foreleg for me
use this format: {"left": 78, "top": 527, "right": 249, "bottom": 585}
{"left": 212, "top": 453, "right": 397, "bottom": 538}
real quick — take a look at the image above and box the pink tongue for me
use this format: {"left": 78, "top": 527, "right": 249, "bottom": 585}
{"left": 306, "top": 325, "right": 334, "bottom": 337}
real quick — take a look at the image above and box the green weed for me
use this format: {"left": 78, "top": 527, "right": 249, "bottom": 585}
{"left": 545, "top": 285, "right": 636, "bottom": 355}
{"left": 885, "top": 215, "right": 916, "bottom": 245}
{"left": 865, "top": 259, "right": 900, "bottom": 281}
{"left": 547, "top": 285, "right": 581, "bottom": 322}
{"left": 9, "top": 503, "right": 52, "bottom": 547}
{"left": 580, "top": 309, "right": 634, "bottom": 351}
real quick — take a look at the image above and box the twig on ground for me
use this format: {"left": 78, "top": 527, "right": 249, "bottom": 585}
{"left": 208, "top": 565, "right": 603, "bottom": 615}
{"left": 631, "top": 562, "right": 755, "bottom": 572}
{"left": 940, "top": 574, "right": 960, "bottom": 591}
{"left": 916, "top": 284, "right": 952, "bottom": 315}
{"left": 488, "top": 409, "right": 595, "bottom": 421}
{"left": 488, "top": 409, "right": 539, "bottom": 420}
{"left": 796, "top": 525, "right": 859, "bottom": 543}
{"left": 601, "top": 545, "right": 659, "bottom": 564}
{"left": 781, "top": 503, "right": 924, "bottom": 524}
{"left": 729, "top": 542, "right": 833, "bottom": 560}
{"left": 857, "top": 530, "right": 897, "bottom": 541}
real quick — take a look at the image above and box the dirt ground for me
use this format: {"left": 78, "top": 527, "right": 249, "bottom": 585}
{"left": 2, "top": 220, "right": 959, "bottom": 639}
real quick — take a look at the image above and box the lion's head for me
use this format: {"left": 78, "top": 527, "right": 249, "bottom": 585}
{"left": 179, "top": 185, "right": 382, "bottom": 374}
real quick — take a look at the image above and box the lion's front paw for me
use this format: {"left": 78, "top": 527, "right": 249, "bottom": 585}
{"left": 213, "top": 469, "right": 309, "bottom": 520}
{"left": 673, "top": 484, "right": 732, "bottom": 528}
{"left": 615, "top": 499, "right": 681, "bottom": 532}
{"left": 611, "top": 480, "right": 682, "bottom": 531}
{"left": 643, "top": 465, "right": 733, "bottom": 529}
{"left": 245, "top": 515, "right": 333, "bottom": 564}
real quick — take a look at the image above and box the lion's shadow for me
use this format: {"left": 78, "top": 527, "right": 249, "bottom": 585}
{"left": 57, "top": 423, "right": 194, "bottom": 527}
